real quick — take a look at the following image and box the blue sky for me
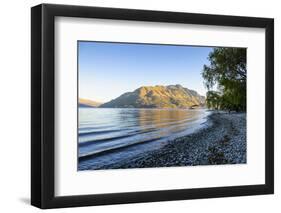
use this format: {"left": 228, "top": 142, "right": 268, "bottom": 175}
{"left": 78, "top": 41, "right": 213, "bottom": 103}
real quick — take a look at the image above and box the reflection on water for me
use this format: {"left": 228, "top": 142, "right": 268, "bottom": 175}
{"left": 138, "top": 109, "right": 202, "bottom": 135}
{"left": 78, "top": 108, "right": 209, "bottom": 170}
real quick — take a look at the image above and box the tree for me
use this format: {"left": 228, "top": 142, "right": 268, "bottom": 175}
{"left": 202, "top": 47, "right": 246, "bottom": 111}
{"left": 205, "top": 91, "right": 221, "bottom": 110}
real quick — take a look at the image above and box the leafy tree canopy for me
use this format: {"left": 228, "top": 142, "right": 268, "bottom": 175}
{"left": 202, "top": 48, "right": 246, "bottom": 111}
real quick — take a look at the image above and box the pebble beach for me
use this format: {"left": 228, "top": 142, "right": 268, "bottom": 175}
{"left": 99, "top": 112, "right": 246, "bottom": 169}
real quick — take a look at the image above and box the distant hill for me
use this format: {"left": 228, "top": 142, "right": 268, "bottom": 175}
{"left": 100, "top": 85, "right": 205, "bottom": 108}
{"left": 79, "top": 98, "right": 102, "bottom": 108}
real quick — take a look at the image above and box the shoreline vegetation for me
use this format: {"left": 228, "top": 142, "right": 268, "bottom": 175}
{"left": 97, "top": 111, "right": 246, "bottom": 170}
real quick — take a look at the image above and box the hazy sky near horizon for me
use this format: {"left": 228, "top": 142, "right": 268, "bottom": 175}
{"left": 79, "top": 41, "right": 213, "bottom": 103}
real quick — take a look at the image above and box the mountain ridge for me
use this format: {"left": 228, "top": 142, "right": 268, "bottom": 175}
{"left": 79, "top": 98, "right": 103, "bottom": 108}
{"left": 100, "top": 84, "right": 205, "bottom": 108}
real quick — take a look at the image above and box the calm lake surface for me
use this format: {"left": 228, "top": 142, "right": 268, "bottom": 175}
{"left": 78, "top": 108, "right": 210, "bottom": 170}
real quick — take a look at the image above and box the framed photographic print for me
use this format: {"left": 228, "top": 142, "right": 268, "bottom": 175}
{"left": 31, "top": 3, "right": 274, "bottom": 209}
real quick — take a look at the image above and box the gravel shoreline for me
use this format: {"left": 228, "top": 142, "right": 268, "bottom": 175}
{"left": 99, "top": 112, "right": 246, "bottom": 169}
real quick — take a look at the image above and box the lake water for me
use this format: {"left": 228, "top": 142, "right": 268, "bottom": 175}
{"left": 78, "top": 108, "right": 210, "bottom": 170}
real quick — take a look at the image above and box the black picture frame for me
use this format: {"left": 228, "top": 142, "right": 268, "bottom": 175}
{"left": 31, "top": 3, "right": 274, "bottom": 209}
